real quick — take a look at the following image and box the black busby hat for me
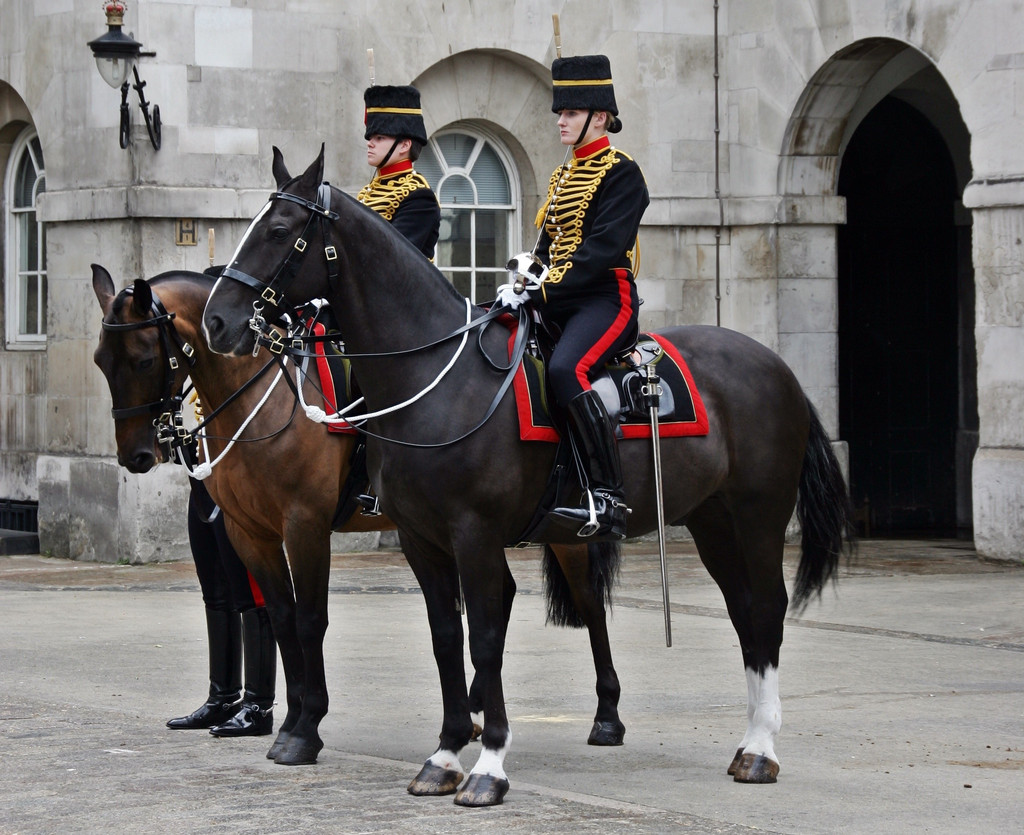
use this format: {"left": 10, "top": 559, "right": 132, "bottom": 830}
{"left": 551, "top": 55, "right": 619, "bottom": 119}
{"left": 363, "top": 85, "right": 427, "bottom": 145}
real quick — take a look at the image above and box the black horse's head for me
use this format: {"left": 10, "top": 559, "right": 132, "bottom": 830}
{"left": 93, "top": 265, "right": 181, "bottom": 472}
{"left": 203, "top": 145, "right": 334, "bottom": 356}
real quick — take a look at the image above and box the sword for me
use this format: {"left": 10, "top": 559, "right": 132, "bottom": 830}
{"left": 642, "top": 362, "right": 672, "bottom": 647}
{"left": 367, "top": 48, "right": 374, "bottom": 86}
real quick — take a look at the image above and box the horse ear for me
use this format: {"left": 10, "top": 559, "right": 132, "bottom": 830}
{"left": 296, "top": 144, "right": 326, "bottom": 193}
{"left": 131, "top": 278, "right": 153, "bottom": 316}
{"left": 272, "top": 146, "right": 290, "bottom": 188}
{"left": 91, "top": 264, "right": 116, "bottom": 312}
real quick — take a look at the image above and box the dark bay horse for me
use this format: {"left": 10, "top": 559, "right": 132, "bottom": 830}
{"left": 91, "top": 265, "right": 627, "bottom": 766}
{"left": 202, "top": 147, "right": 854, "bottom": 805}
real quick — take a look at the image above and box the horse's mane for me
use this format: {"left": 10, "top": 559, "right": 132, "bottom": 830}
{"left": 330, "top": 186, "right": 470, "bottom": 308}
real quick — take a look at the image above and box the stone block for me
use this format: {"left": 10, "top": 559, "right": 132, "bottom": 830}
{"left": 778, "top": 331, "right": 837, "bottom": 394}
{"left": 972, "top": 447, "right": 1024, "bottom": 563}
{"left": 976, "top": 325, "right": 1024, "bottom": 447}
{"left": 195, "top": 7, "right": 253, "bottom": 69}
{"left": 778, "top": 277, "right": 838, "bottom": 333}
{"left": 776, "top": 225, "right": 837, "bottom": 279}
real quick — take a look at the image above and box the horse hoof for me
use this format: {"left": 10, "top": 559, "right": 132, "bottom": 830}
{"left": 727, "top": 747, "right": 744, "bottom": 775}
{"left": 732, "top": 752, "right": 779, "bottom": 783}
{"left": 273, "top": 735, "right": 323, "bottom": 766}
{"left": 408, "top": 762, "right": 464, "bottom": 796}
{"left": 454, "top": 773, "right": 510, "bottom": 807}
{"left": 587, "top": 720, "right": 625, "bottom": 746}
{"left": 470, "top": 722, "right": 483, "bottom": 742}
{"left": 266, "top": 732, "right": 290, "bottom": 760}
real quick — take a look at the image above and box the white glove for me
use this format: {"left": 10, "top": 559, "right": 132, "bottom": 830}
{"left": 506, "top": 252, "right": 548, "bottom": 292}
{"left": 495, "top": 282, "right": 528, "bottom": 309}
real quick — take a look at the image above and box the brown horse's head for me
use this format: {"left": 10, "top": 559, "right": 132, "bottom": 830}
{"left": 92, "top": 264, "right": 186, "bottom": 473}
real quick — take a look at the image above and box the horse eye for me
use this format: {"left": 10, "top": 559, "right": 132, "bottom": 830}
{"left": 269, "top": 225, "right": 290, "bottom": 240}
{"left": 138, "top": 357, "right": 156, "bottom": 371}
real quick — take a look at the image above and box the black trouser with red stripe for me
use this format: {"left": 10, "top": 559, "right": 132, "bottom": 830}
{"left": 544, "top": 272, "right": 639, "bottom": 409}
{"left": 540, "top": 271, "right": 637, "bottom": 539}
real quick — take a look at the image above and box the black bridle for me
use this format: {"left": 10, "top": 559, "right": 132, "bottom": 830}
{"left": 219, "top": 184, "right": 340, "bottom": 340}
{"left": 102, "top": 288, "right": 197, "bottom": 422}
{"left": 102, "top": 284, "right": 301, "bottom": 467}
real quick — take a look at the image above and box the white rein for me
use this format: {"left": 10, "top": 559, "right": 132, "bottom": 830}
{"left": 295, "top": 297, "right": 473, "bottom": 428}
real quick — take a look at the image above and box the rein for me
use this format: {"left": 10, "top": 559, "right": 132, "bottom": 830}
{"left": 216, "top": 182, "right": 533, "bottom": 448}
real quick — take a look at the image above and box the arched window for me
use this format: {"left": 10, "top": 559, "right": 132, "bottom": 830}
{"left": 417, "top": 130, "right": 519, "bottom": 304}
{"left": 5, "top": 128, "right": 46, "bottom": 347}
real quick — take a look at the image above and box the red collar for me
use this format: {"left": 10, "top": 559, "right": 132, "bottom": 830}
{"left": 574, "top": 136, "right": 611, "bottom": 160}
{"left": 377, "top": 160, "right": 413, "bottom": 178}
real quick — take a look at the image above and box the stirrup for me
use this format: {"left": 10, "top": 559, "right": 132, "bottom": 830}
{"left": 357, "top": 493, "right": 382, "bottom": 517}
{"left": 577, "top": 490, "right": 600, "bottom": 537}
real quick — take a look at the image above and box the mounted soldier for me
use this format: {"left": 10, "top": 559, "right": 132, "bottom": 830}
{"left": 357, "top": 83, "right": 441, "bottom": 259}
{"left": 501, "top": 53, "right": 650, "bottom": 539}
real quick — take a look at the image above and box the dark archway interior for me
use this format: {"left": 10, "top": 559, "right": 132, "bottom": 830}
{"left": 838, "top": 96, "right": 976, "bottom": 537}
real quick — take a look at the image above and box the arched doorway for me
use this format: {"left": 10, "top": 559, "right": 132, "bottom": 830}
{"left": 838, "top": 96, "right": 976, "bottom": 536}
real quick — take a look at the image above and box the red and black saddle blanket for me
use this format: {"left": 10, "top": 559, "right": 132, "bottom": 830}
{"left": 301, "top": 303, "right": 708, "bottom": 441}
{"left": 512, "top": 331, "right": 709, "bottom": 442}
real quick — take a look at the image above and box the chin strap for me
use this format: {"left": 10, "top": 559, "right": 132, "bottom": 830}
{"left": 574, "top": 111, "right": 595, "bottom": 146}
{"left": 378, "top": 138, "right": 402, "bottom": 171}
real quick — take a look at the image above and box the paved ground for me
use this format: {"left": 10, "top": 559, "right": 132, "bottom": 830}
{"left": 1, "top": 539, "right": 1022, "bottom": 834}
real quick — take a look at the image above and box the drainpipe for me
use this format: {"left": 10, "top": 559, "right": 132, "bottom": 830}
{"left": 713, "top": 0, "right": 723, "bottom": 326}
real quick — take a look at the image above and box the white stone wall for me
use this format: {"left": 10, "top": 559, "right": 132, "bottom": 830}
{"left": 0, "top": 1, "right": 1021, "bottom": 561}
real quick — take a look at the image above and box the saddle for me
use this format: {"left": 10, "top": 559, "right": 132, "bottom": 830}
{"left": 512, "top": 326, "right": 709, "bottom": 443}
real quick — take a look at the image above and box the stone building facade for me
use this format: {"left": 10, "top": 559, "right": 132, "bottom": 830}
{"left": 1, "top": 1, "right": 1021, "bottom": 562}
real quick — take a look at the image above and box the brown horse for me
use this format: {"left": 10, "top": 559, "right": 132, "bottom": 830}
{"left": 91, "top": 264, "right": 626, "bottom": 766}
{"left": 202, "top": 147, "right": 854, "bottom": 805}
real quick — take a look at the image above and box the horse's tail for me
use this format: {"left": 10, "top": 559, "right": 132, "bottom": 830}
{"left": 792, "top": 399, "right": 857, "bottom": 612}
{"left": 542, "top": 542, "right": 621, "bottom": 628}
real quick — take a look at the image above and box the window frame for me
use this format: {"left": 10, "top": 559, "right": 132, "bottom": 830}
{"left": 4, "top": 127, "right": 47, "bottom": 349}
{"left": 420, "top": 127, "right": 521, "bottom": 305}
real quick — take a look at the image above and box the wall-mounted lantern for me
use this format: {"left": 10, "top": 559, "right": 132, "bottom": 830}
{"left": 87, "top": 2, "right": 161, "bottom": 150}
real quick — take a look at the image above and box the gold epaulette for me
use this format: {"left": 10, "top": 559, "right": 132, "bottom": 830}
{"left": 357, "top": 170, "right": 434, "bottom": 222}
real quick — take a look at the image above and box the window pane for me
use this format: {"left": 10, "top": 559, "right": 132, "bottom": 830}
{"left": 435, "top": 133, "right": 475, "bottom": 168}
{"left": 474, "top": 209, "right": 510, "bottom": 270}
{"left": 416, "top": 144, "right": 442, "bottom": 185}
{"left": 436, "top": 207, "right": 472, "bottom": 269}
{"left": 470, "top": 144, "right": 511, "bottom": 204}
{"left": 20, "top": 275, "right": 40, "bottom": 334}
{"left": 450, "top": 271, "right": 473, "bottom": 300}
{"left": 475, "top": 272, "right": 504, "bottom": 303}
{"left": 14, "top": 154, "right": 37, "bottom": 208}
{"left": 439, "top": 174, "right": 475, "bottom": 205}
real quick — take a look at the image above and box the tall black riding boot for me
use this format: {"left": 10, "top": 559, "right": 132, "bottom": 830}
{"left": 166, "top": 608, "right": 242, "bottom": 729}
{"left": 209, "top": 607, "right": 276, "bottom": 737}
{"left": 551, "top": 390, "right": 629, "bottom": 539}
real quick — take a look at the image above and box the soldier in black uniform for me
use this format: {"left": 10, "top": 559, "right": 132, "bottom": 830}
{"left": 166, "top": 478, "right": 276, "bottom": 738}
{"left": 358, "top": 84, "right": 440, "bottom": 259}
{"left": 506, "top": 54, "right": 649, "bottom": 539}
